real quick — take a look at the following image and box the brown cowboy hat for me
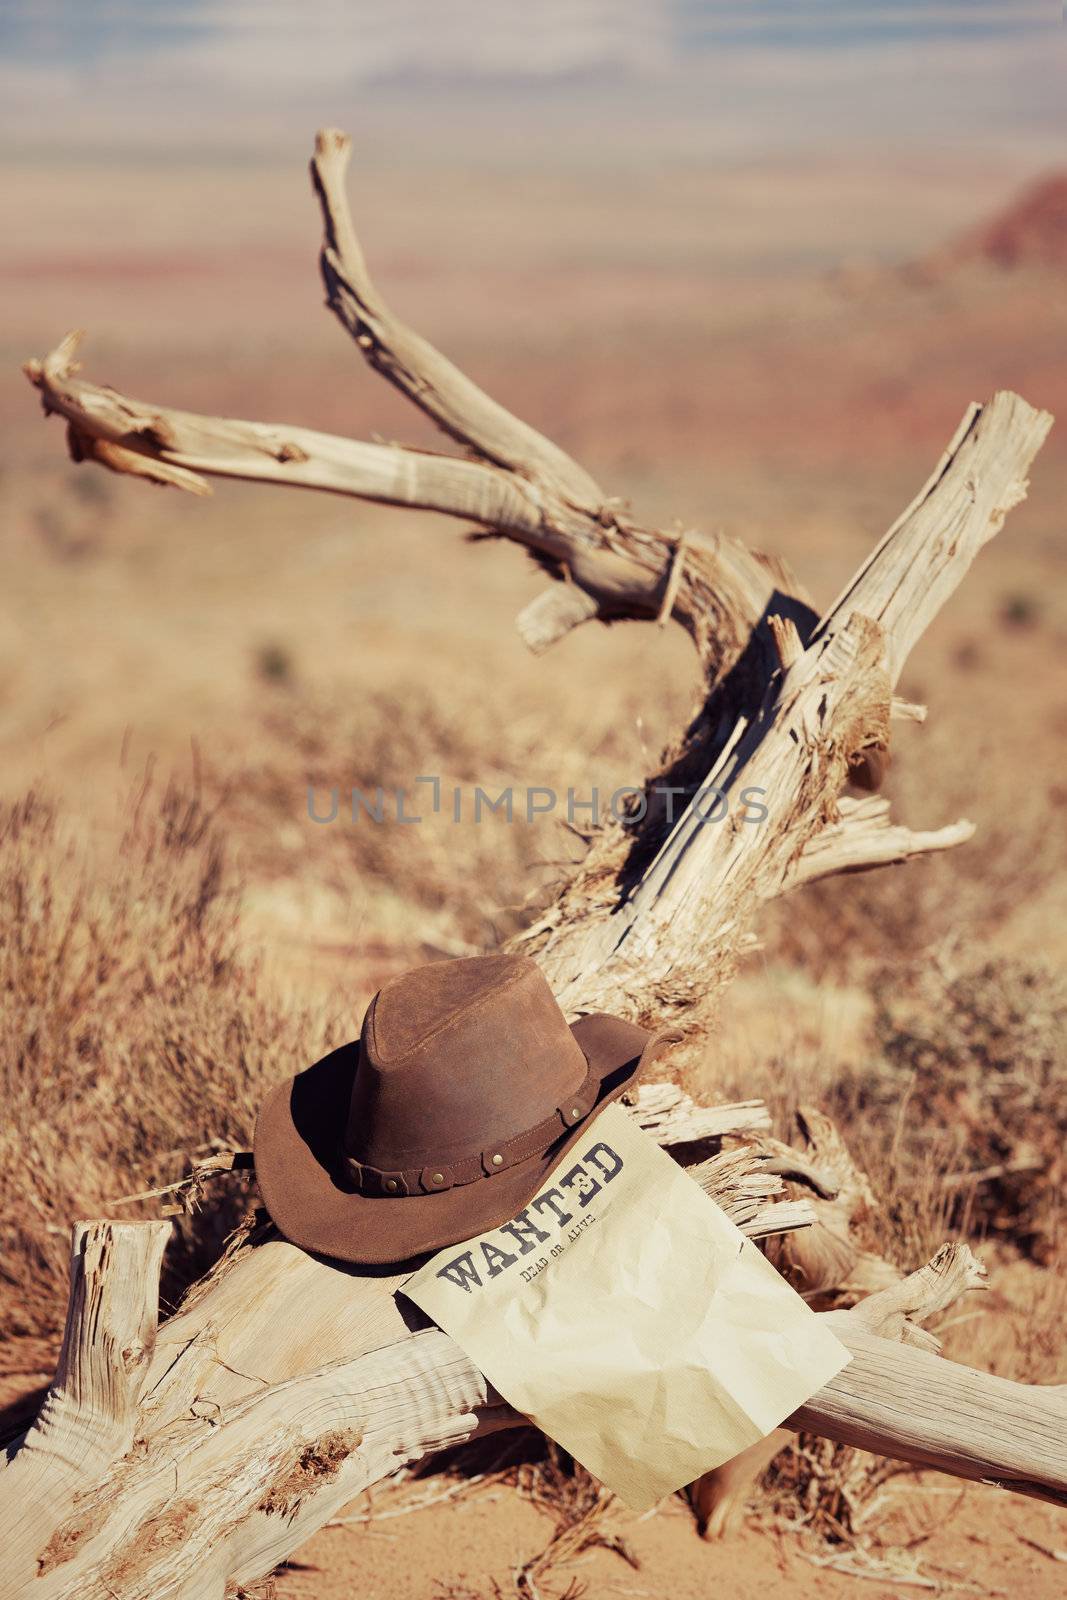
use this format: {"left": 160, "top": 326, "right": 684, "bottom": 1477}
{"left": 254, "top": 953, "right": 679, "bottom": 1266}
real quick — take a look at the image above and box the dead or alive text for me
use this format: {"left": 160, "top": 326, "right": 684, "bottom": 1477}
{"left": 518, "top": 1213, "right": 598, "bottom": 1284}
{"left": 435, "top": 1142, "right": 621, "bottom": 1294}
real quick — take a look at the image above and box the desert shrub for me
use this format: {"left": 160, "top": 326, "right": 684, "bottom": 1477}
{"left": 760, "top": 708, "right": 1067, "bottom": 987}
{"left": 868, "top": 958, "right": 1066, "bottom": 1262}
{"left": 207, "top": 673, "right": 650, "bottom": 950}
{"left": 0, "top": 783, "right": 335, "bottom": 1344}
{"left": 208, "top": 683, "right": 538, "bottom": 951}
{"left": 735, "top": 957, "right": 1067, "bottom": 1269}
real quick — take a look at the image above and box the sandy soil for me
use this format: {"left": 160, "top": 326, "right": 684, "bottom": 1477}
{"left": 276, "top": 1470, "right": 1067, "bottom": 1600}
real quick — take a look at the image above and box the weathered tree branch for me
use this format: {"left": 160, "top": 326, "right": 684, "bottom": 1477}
{"left": 691, "top": 1246, "right": 1055, "bottom": 1540}
{"left": 784, "top": 793, "right": 975, "bottom": 890}
{"left": 311, "top": 127, "right": 604, "bottom": 509}
{"left": 796, "top": 1296, "right": 1066, "bottom": 1508}
{"left": 25, "top": 334, "right": 548, "bottom": 534}
{"left": 10, "top": 126, "right": 1060, "bottom": 1598}
{"left": 0, "top": 1104, "right": 812, "bottom": 1596}
{"left": 528, "top": 389, "right": 1051, "bottom": 1015}
{"left": 842, "top": 1240, "right": 988, "bottom": 1352}
{"left": 814, "top": 396, "right": 1050, "bottom": 685}
{"left": 1, "top": 1222, "right": 171, "bottom": 1580}
{"left": 24, "top": 325, "right": 811, "bottom": 687}
{"left": 5, "top": 1223, "right": 1063, "bottom": 1600}
{"left": 767, "top": 1104, "right": 897, "bottom": 1304}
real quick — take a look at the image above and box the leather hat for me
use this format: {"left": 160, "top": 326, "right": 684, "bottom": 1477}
{"left": 254, "top": 953, "right": 679, "bottom": 1265}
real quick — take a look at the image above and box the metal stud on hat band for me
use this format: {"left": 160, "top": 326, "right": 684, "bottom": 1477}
{"left": 340, "top": 1052, "right": 602, "bottom": 1196}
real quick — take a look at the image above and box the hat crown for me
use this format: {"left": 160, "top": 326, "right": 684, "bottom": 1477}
{"left": 345, "top": 954, "right": 587, "bottom": 1170}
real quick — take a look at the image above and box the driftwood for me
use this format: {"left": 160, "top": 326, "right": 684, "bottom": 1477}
{"left": 7, "top": 127, "right": 1064, "bottom": 1596}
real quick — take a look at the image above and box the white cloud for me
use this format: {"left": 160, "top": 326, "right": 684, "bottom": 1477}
{"left": 141, "top": 2, "right": 673, "bottom": 87}
{"left": 0, "top": 1, "right": 1062, "bottom": 160}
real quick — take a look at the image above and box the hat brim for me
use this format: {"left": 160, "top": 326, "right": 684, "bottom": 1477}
{"left": 253, "top": 1013, "right": 680, "bottom": 1267}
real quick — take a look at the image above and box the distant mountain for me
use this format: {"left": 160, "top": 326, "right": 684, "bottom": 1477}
{"left": 926, "top": 174, "right": 1067, "bottom": 275}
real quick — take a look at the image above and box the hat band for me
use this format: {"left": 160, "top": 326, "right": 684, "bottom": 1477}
{"left": 341, "top": 1056, "right": 601, "bottom": 1198}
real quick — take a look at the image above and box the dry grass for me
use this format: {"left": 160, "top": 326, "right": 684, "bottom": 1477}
{"left": 875, "top": 958, "right": 1065, "bottom": 1251}
{"left": 201, "top": 654, "right": 684, "bottom": 955}
{"left": 0, "top": 779, "right": 335, "bottom": 1345}
{"left": 209, "top": 676, "right": 573, "bottom": 950}
{"left": 690, "top": 945, "right": 1066, "bottom": 1551}
{"left": 762, "top": 689, "right": 1067, "bottom": 987}
{"left": 2, "top": 765, "right": 1062, "bottom": 1560}
{"left": 702, "top": 948, "right": 1065, "bottom": 1271}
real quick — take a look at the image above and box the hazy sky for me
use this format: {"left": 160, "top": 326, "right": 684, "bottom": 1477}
{"left": 1, "top": 2, "right": 1063, "bottom": 163}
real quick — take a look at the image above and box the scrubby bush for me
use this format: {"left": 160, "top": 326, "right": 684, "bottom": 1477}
{"left": 871, "top": 958, "right": 1066, "bottom": 1262}
{"left": 0, "top": 783, "right": 334, "bottom": 1343}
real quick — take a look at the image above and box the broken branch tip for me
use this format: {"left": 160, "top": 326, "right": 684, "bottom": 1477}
{"left": 314, "top": 127, "right": 352, "bottom": 166}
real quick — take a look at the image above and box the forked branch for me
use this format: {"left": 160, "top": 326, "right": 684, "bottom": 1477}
{"left": 528, "top": 389, "right": 1052, "bottom": 1014}
{"left": 311, "top": 126, "right": 604, "bottom": 507}
{"left": 23, "top": 325, "right": 806, "bottom": 684}
{"left": 26, "top": 125, "right": 818, "bottom": 683}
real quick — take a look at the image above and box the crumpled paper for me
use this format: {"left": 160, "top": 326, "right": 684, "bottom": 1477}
{"left": 403, "top": 1102, "right": 850, "bottom": 1510}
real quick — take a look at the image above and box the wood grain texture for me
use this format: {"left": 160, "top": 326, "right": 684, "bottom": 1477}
{"left": 7, "top": 1231, "right": 1063, "bottom": 1600}
{"left": 2, "top": 1222, "right": 171, "bottom": 1587}
{"left": 792, "top": 1323, "right": 1067, "bottom": 1507}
